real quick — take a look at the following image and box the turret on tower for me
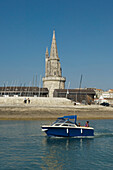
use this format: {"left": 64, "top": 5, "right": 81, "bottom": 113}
{"left": 42, "top": 31, "right": 66, "bottom": 97}
{"left": 45, "top": 47, "right": 49, "bottom": 58}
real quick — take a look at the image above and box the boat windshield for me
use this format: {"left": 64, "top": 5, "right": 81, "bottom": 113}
{"left": 51, "top": 118, "right": 65, "bottom": 126}
{"left": 51, "top": 118, "right": 75, "bottom": 126}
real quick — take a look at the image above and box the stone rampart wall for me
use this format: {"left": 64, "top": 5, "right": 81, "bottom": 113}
{"left": 0, "top": 97, "right": 74, "bottom": 106}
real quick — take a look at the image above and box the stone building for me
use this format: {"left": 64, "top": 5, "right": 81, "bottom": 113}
{"left": 53, "top": 88, "right": 95, "bottom": 104}
{"left": 42, "top": 31, "right": 66, "bottom": 97}
{"left": 0, "top": 86, "right": 48, "bottom": 97}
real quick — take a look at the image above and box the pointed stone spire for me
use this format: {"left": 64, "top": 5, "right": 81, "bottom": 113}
{"left": 53, "top": 30, "right": 55, "bottom": 40}
{"left": 50, "top": 30, "right": 59, "bottom": 59}
{"left": 45, "top": 47, "right": 49, "bottom": 58}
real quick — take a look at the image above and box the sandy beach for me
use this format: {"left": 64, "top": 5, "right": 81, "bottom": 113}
{"left": 0, "top": 105, "right": 113, "bottom": 120}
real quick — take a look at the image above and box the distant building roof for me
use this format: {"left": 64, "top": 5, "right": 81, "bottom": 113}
{"left": 108, "top": 89, "right": 113, "bottom": 93}
{"left": 95, "top": 89, "right": 103, "bottom": 91}
{"left": 54, "top": 88, "right": 95, "bottom": 94}
{"left": 0, "top": 86, "right": 48, "bottom": 92}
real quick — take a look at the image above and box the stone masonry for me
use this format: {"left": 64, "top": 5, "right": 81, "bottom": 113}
{"left": 42, "top": 31, "right": 66, "bottom": 97}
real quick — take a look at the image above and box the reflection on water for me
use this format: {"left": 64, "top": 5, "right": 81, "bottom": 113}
{"left": 40, "top": 137, "right": 94, "bottom": 169}
{"left": 43, "top": 137, "right": 93, "bottom": 150}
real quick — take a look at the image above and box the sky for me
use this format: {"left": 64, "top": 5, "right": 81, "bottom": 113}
{"left": 0, "top": 0, "right": 113, "bottom": 90}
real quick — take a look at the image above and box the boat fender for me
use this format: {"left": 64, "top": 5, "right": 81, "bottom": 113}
{"left": 81, "top": 129, "right": 83, "bottom": 134}
{"left": 67, "top": 128, "right": 69, "bottom": 134}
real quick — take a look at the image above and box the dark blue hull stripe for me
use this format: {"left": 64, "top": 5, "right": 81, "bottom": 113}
{"left": 42, "top": 127, "right": 94, "bottom": 137}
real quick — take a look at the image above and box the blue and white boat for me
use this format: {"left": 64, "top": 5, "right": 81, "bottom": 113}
{"left": 41, "top": 115, "right": 94, "bottom": 137}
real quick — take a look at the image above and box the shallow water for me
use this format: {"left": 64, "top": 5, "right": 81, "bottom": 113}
{"left": 0, "top": 119, "right": 113, "bottom": 169}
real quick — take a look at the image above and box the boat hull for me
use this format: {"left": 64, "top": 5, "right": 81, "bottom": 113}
{"left": 42, "top": 126, "right": 94, "bottom": 137}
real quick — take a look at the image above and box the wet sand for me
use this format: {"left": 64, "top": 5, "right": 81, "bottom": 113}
{"left": 0, "top": 105, "right": 113, "bottom": 120}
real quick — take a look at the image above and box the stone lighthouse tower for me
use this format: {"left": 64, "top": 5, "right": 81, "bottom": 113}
{"left": 42, "top": 31, "right": 66, "bottom": 97}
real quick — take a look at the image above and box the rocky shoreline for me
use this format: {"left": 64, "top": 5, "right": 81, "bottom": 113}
{"left": 0, "top": 105, "right": 113, "bottom": 120}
